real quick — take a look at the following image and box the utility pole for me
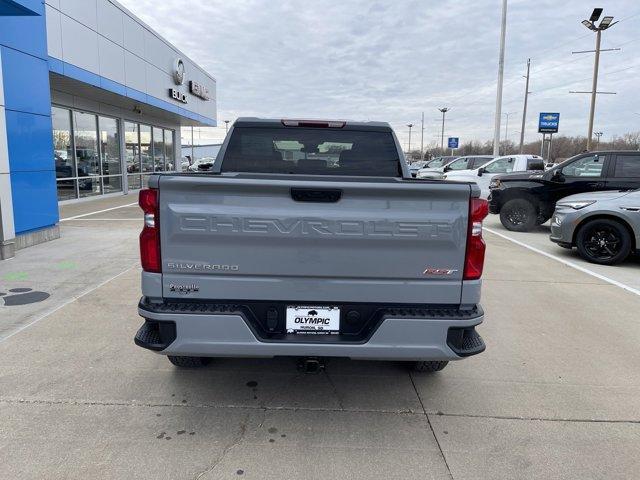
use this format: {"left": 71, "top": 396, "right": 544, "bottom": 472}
{"left": 519, "top": 58, "right": 530, "bottom": 153}
{"left": 438, "top": 108, "right": 449, "bottom": 151}
{"left": 407, "top": 124, "right": 413, "bottom": 153}
{"left": 420, "top": 112, "right": 424, "bottom": 159}
{"left": 492, "top": 0, "right": 508, "bottom": 156}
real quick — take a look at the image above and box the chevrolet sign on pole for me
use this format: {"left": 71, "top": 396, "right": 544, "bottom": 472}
{"left": 538, "top": 113, "right": 560, "bottom": 133}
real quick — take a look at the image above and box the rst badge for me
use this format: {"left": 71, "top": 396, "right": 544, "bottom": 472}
{"left": 423, "top": 268, "right": 458, "bottom": 275}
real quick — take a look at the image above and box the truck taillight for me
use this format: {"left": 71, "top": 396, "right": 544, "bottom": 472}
{"left": 463, "top": 198, "right": 489, "bottom": 280}
{"left": 139, "top": 188, "right": 161, "bottom": 273}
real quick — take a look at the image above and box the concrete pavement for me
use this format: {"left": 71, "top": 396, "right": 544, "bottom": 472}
{"left": 0, "top": 197, "right": 639, "bottom": 479}
{"left": 484, "top": 214, "right": 640, "bottom": 292}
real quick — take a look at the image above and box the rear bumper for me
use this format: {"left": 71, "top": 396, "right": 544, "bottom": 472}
{"left": 136, "top": 300, "right": 485, "bottom": 361}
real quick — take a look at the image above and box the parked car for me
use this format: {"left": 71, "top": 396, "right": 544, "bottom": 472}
{"left": 416, "top": 155, "right": 492, "bottom": 179}
{"left": 187, "top": 157, "right": 216, "bottom": 172}
{"left": 489, "top": 151, "right": 640, "bottom": 232}
{"left": 134, "top": 118, "right": 488, "bottom": 373}
{"left": 444, "top": 154, "right": 544, "bottom": 198}
{"left": 550, "top": 189, "right": 640, "bottom": 265}
{"left": 424, "top": 156, "right": 457, "bottom": 168}
{"left": 408, "top": 160, "right": 427, "bottom": 177}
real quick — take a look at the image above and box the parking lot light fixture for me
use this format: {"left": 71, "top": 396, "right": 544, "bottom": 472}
{"left": 438, "top": 108, "right": 449, "bottom": 151}
{"left": 589, "top": 8, "right": 603, "bottom": 22}
{"left": 407, "top": 124, "right": 413, "bottom": 153}
{"left": 580, "top": 9, "right": 617, "bottom": 150}
{"left": 599, "top": 16, "right": 614, "bottom": 29}
{"left": 582, "top": 19, "right": 595, "bottom": 30}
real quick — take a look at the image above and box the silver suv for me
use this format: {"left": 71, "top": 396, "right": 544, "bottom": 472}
{"left": 550, "top": 189, "right": 640, "bottom": 265}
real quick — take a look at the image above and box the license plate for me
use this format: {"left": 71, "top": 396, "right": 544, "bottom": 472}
{"left": 286, "top": 305, "right": 340, "bottom": 334}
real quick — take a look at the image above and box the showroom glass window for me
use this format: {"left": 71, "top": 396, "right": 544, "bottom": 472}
{"left": 164, "top": 129, "right": 174, "bottom": 171}
{"left": 51, "top": 108, "right": 176, "bottom": 198}
{"left": 140, "top": 124, "right": 153, "bottom": 178}
{"left": 99, "top": 116, "right": 122, "bottom": 194}
{"left": 52, "top": 107, "right": 76, "bottom": 201}
{"left": 73, "top": 111, "right": 101, "bottom": 197}
{"left": 125, "top": 122, "right": 141, "bottom": 190}
{"left": 152, "top": 127, "right": 165, "bottom": 172}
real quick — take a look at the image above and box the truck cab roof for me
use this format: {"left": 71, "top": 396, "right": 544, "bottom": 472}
{"left": 233, "top": 117, "right": 393, "bottom": 131}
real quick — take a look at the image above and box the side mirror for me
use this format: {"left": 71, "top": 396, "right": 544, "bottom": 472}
{"left": 551, "top": 170, "right": 565, "bottom": 182}
{"left": 477, "top": 167, "right": 485, "bottom": 177}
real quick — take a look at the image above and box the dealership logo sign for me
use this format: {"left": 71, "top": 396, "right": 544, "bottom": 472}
{"left": 190, "top": 80, "right": 210, "bottom": 101}
{"left": 173, "top": 58, "right": 185, "bottom": 85}
{"left": 538, "top": 112, "right": 560, "bottom": 134}
{"left": 169, "top": 88, "right": 188, "bottom": 104}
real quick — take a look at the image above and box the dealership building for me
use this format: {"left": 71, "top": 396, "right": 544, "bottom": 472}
{"left": 0, "top": 0, "right": 217, "bottom": 259}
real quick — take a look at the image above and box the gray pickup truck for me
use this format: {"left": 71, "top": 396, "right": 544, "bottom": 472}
{"left": 135, "top": 118, "right": 488, "bottom": 372}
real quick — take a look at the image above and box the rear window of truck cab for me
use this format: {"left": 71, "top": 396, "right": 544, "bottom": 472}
{"left": 221, "top": 126, "right": 401, "bottom": 177}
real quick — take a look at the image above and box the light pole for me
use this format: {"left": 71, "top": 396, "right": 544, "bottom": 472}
{"left": 503, "top": 112, "right": 514, "bottom": 155}
{"left": 407, "top": 124, "right": 414, "bottom": 154}
{"left": 492, "top": 0, "right": 508, "bottom": 156}
{"left": 438, "top": 108, "right": 449, "bottom": 151}
{"left": 420, "top": 112, "right": 425, "bottom": 159}
{"left": 224, "top": 120, "right": 230, "bottom": 134}
{"left": 581, "top": 9, "right": 617, "bottom": 150}
{"left": 594, "top": 131, "right": 603, "bottom": 148}
{"left": 519, "top": 58, "right": 531, "bottom": 153}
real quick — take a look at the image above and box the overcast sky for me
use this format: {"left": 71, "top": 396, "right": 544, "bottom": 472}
{"left": 119, "top": 0, "right": 640, "bottom": 149}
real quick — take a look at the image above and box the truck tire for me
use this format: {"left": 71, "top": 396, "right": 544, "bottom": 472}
{"left": 500, "top": 199, "right": 537, "bottom": 232}
{"left": 575, "top": 218, "right": 632, "bottom": 265}
{"left": 167, "top": 356, "right": 211, "bottom": 368}
{"left": 412, "top": 361, "right": 449, "bottom": 373}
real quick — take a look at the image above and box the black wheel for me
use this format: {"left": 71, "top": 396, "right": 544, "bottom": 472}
{"left": 499, "top": 199, "right": 537, "bottom": 232}
{"left": 576, "top": 219, "right": 632, "bottom": 265}
{"left": 167, "top": 356, "right": 211, "bottom": 368}
{"left": 412, "top": 361, "right": 449, "bottom": 373}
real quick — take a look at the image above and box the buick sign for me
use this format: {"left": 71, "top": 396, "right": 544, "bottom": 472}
{"left": 169, "top": 88, "right": 188, "bottom": 104}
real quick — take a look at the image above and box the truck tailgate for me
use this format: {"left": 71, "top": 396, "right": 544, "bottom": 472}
{"left": 158, "top": 175, "right": 471, "bottom": 304}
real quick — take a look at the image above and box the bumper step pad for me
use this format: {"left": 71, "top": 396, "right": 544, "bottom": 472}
{"left": 446, "top": 326, "right": 486, "bottom": 357}
{"left": 134, "top": 320, "right": 176, "bottom": 351}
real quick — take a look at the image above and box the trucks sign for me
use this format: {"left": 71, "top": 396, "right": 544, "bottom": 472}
{"left": 538, "top": 113, "right": 559, "bottom": 133}
{"left": 448, "top": 137, "right": 459, "bottom": 149}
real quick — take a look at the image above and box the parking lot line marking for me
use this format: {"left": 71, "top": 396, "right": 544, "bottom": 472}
{"left": 60, "top": 202, "right": 137, "bottom": 221}
{"left": 485, "top": 227, "right": 640, "bottom": 298}
{"left": 0, "top": 265, "right": 137, "bottom": 344}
